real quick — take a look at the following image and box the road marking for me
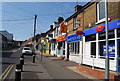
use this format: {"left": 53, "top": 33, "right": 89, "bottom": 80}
{"left": 2, "top": 65, "right": 14, "bottom": 81}
{"left": 0, "top": 65, "right": 14, "bottom": 81}
{"left": 0, "top": 65, "right": 12, "bottom": 79}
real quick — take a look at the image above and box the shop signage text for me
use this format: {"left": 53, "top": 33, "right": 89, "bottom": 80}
{"left": 103, "top": 44, "right": 115, "bottom": 57}
{"left": 76, "top": 31, "right": 84, "bottom": 35}
{"left": 60, "top": 24, "right": 67, "bottom": 33}
{"left": 56, "top": 35, "right": 66, "bottom": 42}
{"left": 96, "top": 25, "right": 105, "bottom": 32}
{"left": 67, "top": 34, "right": 82, "bottom": 43}
{"left": 84, "top": 19, "right": 120, "bottom": 36}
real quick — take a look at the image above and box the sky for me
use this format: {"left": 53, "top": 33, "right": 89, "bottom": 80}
{"left": 1, "top": 1, "right": 88, "bottom": 41}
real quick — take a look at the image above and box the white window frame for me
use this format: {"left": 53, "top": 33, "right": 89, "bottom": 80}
{"left": 96, "top": 1, "right": 105, "bottom": 24}
{"left": 73, "top": 16, "right": 78, "bottom": 30}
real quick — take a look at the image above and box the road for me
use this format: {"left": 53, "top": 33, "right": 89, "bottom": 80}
{"left": 0, "top": 49, "right": 97, "bottom": 80}
{"left": 1, "top": 48, "right": 22, "bottom": 73}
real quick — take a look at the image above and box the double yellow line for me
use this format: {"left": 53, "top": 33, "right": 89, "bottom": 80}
{"left": 0, "top": 65, "right": 14, "bottom": 81}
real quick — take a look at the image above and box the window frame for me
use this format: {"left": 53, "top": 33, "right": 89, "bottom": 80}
{"left": 96, "top": 1, "right": 105, "bottom": 24}
{"left": 73, "top": 16, "right": 78, "bottom": 30}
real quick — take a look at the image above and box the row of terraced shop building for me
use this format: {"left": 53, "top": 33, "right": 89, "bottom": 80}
{"left": 24, "top": 1, "right": 120, "bottom": 79}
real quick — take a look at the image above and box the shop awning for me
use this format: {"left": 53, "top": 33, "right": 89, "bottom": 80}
{"left": 48, "top": 39, "right": 56, "bottom": 43}
{"left": 36, "top": 42, "right": 41, "bottom": 45}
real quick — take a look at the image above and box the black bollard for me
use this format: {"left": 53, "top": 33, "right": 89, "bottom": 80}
{"left": 15, "top": 64, "right": 22, "bottom": 81}
{"left": 20, "top": 55, "right": 24, "bottom": 65}
{"left": 33, "top": 54, "right": 35, "bottom": 63}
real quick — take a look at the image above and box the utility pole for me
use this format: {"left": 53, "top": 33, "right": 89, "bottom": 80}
{"left": 105, "top": 0, "right": 109, "bottom": 80}
{"left": 33, "top": 15, "right": 37, "bottom": 63}
{"left": 34, "top": 15, "right": 37, "bottom": 50}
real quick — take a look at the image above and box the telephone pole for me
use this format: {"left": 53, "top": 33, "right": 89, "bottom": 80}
{"left": 33, "top": 15, "right": 37, "bottom": 63}
{"left": 34, "top": 15, "right": 37, "bottom": 50}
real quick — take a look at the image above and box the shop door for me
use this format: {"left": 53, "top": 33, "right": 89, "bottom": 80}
{"left": 117, "top": 39, "right": 120, "bottom": 72}
{"left": 58, "top": 42, "right": 62, "bottom": 56}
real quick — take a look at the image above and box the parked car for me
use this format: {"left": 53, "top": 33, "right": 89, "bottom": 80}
{"left": 22, "top": 47, "right": 33, "bottom": 55}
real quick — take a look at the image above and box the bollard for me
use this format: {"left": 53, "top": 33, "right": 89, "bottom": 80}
{"left": 33, "top": 54, "right": 35, "bottom": 63}
{"left": 20, "top": 55, "right": 24, "bottom": 65}
{"left": 15, "top": 64, "right": 22, "bottom": 81}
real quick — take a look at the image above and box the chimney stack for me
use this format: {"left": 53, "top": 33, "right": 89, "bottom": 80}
{"left": 58, "top": 17, "right": 64, "bottom": 24}
{"left": 74, "top": 5, "right": 82, "bottom": 12}
{"left": 50, "top": 25, "right": 53, "bottom": 29}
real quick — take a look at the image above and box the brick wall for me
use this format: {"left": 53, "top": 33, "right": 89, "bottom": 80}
{"left": 83, "top": 2, "right": 120, "bottom": 30}
{"left": 66, "top": 2, "right": 120, "bottom": 35}
{"left": 83, "top": 3, "right": 96, "bottom": 30}
{"left": 67, "top": 13, "right": 83, "bottom": 36}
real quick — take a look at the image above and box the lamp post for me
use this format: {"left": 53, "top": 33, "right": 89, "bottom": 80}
{"left": 105, "top": 0, "right": 109, "bottom": 80}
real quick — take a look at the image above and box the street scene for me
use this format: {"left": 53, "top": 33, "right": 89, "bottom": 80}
{"left": 1, "top": 0, "right": 120, "bottom": 81}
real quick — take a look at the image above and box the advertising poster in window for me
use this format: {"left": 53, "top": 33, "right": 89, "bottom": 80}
{"left": 103, "top": 44, "right": 115, "bottom": 57}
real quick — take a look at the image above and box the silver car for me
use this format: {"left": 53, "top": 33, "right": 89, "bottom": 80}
{"left": 22, "top": 47, "right": 33, "bottom": 55}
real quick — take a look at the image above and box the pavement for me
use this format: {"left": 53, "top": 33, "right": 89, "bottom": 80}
{"left": 20, "top": 51, "right": 100, "bottom": 81}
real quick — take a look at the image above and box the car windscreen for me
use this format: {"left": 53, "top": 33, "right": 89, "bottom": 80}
{"left": 24, "top": 48, "right": 31, "bottom": 50}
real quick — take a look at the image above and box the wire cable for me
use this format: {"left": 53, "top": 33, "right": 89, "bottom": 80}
{"left": 1, "top": 18, "right": 34, "bottom": 21}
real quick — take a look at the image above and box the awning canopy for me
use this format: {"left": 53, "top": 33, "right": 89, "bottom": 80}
{"left": 36, "top": 42, "right": 41, "bottom": 45}
{"left": 48, "top": 39, "right": 56, "bottom": 43}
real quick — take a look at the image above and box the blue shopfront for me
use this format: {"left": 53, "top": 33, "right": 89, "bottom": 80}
{"left": 82, "top": 19, "right": 120, "bottom": 71}
{"left": 66, "top": 34, "right": 82, "bottom": 63}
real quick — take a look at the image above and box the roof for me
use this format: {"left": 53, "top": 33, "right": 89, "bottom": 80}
{"left": 65, "top": 1, "right": 95, "bottom": 22}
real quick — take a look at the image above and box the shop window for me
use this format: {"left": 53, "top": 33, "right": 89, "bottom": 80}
{"left": 99, "top": 31, "right": 105, "bottom": 40}
{"left": 69, "top": 42, "right": 80, "bottom": 54}
{"left": 97, "top": 2, "right": 105, "bottom": 22}
{"left": 99, "top": 40, "right": 115, "bottom": 60}
{"left": 73, "top": 43, "right": 74, "bottom": 52}
{"left": 108, "top": 30, "right": 115, "bottom": 39}
{"left": 117, "top": 28, "right": 120, "bottom": 38}
{"left": 99, "top": 30, "right": 115, "bottom": 40}
{"left": 75, "top": 42, "right": 77, "bottom": 54}
{"left": 63, "top": 41, "right": 65, "bottom": 49}
{"left": 85, "top": 34, "right": 96, "bottom": 42}
{"left": 62, "top": 42, "right": 65, "bottom": 55}
{"left": 69, "top": 43, "right": 73, "bottom": 54}
{"left": 52, "top": 43, "right": 55, "bottom": 50}
{"left": 91, "top": 42, "right": 96, "bottom": 57}
{"left": 76, "top": 42, "right": 80, "bottom": 54}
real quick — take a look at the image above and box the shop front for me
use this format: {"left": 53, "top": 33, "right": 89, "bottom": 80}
{"left": 67, "top": 34, "right": 82, "bottom": 63}
{"left": 48, "top": 39, "right": 56, "bottom": 55}
{"left": 56, "top": 35, "right": 66, "bottom": 57}
{"left": 83, "top": 19, "right": 120, "bottom": 71}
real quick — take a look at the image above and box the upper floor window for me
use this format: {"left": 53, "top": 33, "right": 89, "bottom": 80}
{"left": 73, "top": 16, "right": 78, "bottom": 30}
{"left": 97, "top": 2, "right": 105, "bottom": 23}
